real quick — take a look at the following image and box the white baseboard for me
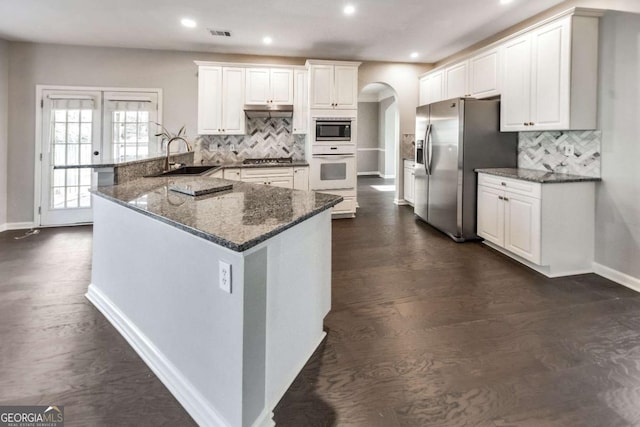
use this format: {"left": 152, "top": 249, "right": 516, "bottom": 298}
{"left": 593, "top": 262, "right": 640, "bottom": 293}
{"left": 394, "top": 199, "right": 413, "bottom": 206}
{"left": 0, "top": 223, "right": 6, "bottom": 233}
{"left": 86, "top": 284, "right": 233, "bottom": 427}
{"left": 4, "top": 222, "right": 36, "bottom": 231}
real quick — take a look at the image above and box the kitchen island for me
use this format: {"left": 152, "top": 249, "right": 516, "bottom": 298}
{"left": 87, "top": 176, "right": 341, "bottom": 427}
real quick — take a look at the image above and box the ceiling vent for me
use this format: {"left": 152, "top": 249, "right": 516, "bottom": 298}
{"left": 209, "top": 29, "right": 232, "bottom": 37}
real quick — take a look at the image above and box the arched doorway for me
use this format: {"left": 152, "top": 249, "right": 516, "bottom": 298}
{"left": 356, "top": 83, "right": 400, "bottom": 203}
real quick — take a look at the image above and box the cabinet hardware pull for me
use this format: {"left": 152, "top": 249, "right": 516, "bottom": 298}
{"left": 529, "top": 122, "right": 535, "bottom": 125}
{"left": 498, "top": 196, "right": 504, "bottom": 200}
{"left": 501, "top": 182, "right": 506, "bottom": 186}
{"left": 504, "top": 197, "right": 509, "bottom": 201}
{"left": 523, "top": 122, "right": 529, "bottom": 126}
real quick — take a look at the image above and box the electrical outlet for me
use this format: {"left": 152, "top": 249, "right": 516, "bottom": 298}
{"left": 563, "top": 144, "right": 575, "bottom": 156}
{"left": 219, "top": 261, "right": 232, "bottom": 293}
{"left": 229, "top": 144, "right": 236, "bottom": 152}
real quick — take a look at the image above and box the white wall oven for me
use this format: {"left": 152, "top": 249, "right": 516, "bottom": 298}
{"left": 310, "top": 145, "right": 356, "bottom": 190}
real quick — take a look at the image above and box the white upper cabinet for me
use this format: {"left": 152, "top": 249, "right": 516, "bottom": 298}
{"left": 501, "top": 13, "right": 598, "bottom": 131}
{"left": 501, "top": 35, "right": 532, "bottom": 131}
{"left": 245, "top": 67, "right": 293, "bottom": 105}
{"left": 307, "top": 61, "right": 359, "bottom": 110}
{"left": 418, "top": 70, "right": 444, "bottom": 106}
{"left": 469, "top": 47, "right": 500, "bottom": 98}
{"left": 221, "top": 67, "right": 246, "bottom": 134}
{"left": 445, "top": 61, "right": 469, "bottom": 99}
{"left": 198, "top": 66, "right": 223, "bottom": 135}
{"left": 293, "top": 69, "right": 309, "bottom": 134}
{"left": 198, "top": 66, "right": 246, "bottom": 135}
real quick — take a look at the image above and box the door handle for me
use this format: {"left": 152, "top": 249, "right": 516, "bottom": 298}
{"left": 312, "top": 155, "right": 353, "bottom": 159}
{"left": 426, "top": 124, "right": 433, "bottom": 175}
{"left": 423, "top": 124, "right": 432, "bottom": 176}
{"left": 93, "top": 151, "right": 100, "bottom": 156}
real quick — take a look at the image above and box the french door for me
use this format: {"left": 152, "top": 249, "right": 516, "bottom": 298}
{"left": 40, "top": 90, "right": 102, "bottom": 226}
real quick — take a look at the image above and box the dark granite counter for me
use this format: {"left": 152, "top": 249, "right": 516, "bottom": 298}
{"left": 92, "top": 176, "right": 341, "bottom": 252}
{"left": 205, "top": 161, "right": 309, "bottom": 169}
{"left": 475, "top": 168, "right": 602, "bottom": 184}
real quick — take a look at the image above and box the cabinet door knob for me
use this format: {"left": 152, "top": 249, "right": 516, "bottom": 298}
{"left": 523, "top": 122, "right": 529, "bottom": 126}
{"left": 501, "top": 182, "right": 506, "bottom": 186}
{"left": 498, "top": 196, "right": 504, "bottom": 200}
{"left": 529, "top": 122, "right": 535, "bottom": 126}
{"left": 503, "top": 197, "right": 509, "bottom": 202}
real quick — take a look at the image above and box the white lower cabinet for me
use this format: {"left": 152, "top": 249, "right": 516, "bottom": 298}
{"left": 321, "top": 189, "right": 356, "bottom": 217}
{"left": 477, "top": 178, "right": 540, "bottom": 263}
{"left": 477, "top": 172, "right": 595, "bottom": 277}
{"left": 293, "top": 167, "right": 309, "bottom": 191}
{"left": 403, "top": 160, "right": 415, "bottom": 205}
{"left": 220, "top": 166, "right": 308, "bottom": 190}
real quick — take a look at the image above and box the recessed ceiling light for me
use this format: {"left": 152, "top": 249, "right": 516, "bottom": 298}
{"left": 410, "top": 52, "right": 419, "bottom": 59}
{"left": 263, "top": 36, "right": 273, "bottom": 45}
{"left": 499, "top": 0, "right": 513, "bottom": 4}
{"left": 344, "top": 4, "right": 356, "bottom": 15}
{"left": 181, "top": 18, "right": 197, "bottom": 28}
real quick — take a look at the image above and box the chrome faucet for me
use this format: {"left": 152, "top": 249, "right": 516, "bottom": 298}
{"left": 164, "top": 136, "right": 193, "bottom": 171}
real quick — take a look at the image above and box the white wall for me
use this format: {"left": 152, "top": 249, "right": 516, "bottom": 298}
{"left": 356, "top": 102, "right": 379, "bottom": 174}
{"left": 6, "top": 42, "right": 431, "bottom": 224}
{"left": 594, "top": 11, "right": 640, "bottom": 282}
{"left": 0, "top": 39, "right": 8, "bottom": 229}
{"left": 377, "top": 96, "right": 397, "bottom": 178}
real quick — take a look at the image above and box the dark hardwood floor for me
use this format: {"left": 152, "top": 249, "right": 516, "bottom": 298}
{"left": 2, "top": 176, "right": 640, "bottom": 426}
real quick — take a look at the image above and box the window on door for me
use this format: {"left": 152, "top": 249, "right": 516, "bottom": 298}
{"left": 104, "top": 92, "right": 159, "bottom": 162}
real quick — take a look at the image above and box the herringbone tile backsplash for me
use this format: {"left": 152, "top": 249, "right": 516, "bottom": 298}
{"left": 196, "top": 118, "right": 306, "bottom": 164}
{"left": 518, "top": 130, "right": 601, "bottom": 177}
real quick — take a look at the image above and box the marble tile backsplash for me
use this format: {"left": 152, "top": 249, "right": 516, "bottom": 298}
{"left": 518, "top": 130, "right": 601, "bottom": 177}
{"left": 401, "top": 134, "right": 415, "bottom": 161}
{"left": 196, "top": 118, "right": 306, "bottom": 164}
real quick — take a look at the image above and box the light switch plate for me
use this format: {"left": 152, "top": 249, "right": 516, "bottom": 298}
{"left": 219, "top": 261, "right": 232, "bottom": 293}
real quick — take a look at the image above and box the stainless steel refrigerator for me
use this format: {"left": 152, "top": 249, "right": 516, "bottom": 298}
{"left": 414, "top": 98, "right": 517, "bottom": 242}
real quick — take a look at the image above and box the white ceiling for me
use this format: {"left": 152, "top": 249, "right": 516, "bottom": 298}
{"left": 0, "top": 0, "right": 568, "bottom": 63}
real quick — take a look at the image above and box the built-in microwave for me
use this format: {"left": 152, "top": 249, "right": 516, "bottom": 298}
{"left": 314, "top": 119, "right": 352, "bottom": 142}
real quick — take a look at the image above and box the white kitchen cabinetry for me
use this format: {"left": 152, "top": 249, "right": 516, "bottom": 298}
{"left": 197, "top": 66, "right": 246, "bottom": 135}
{"left": 477, "top": 172, "right": 595, "bottom": 277}
{"left": 224, "top": 166, "right": 309, "bottom": 190}
{"left": 321, "top": 189, "right": 356, "bottom": 218}
{"left": 418, "top": 70, "right": 444, "bottom": 106}
{"left": 245, "top": 67, "right": 294, "bottom": 105}
{"left": 307, "top": 60, "right": 360, "bottom": 110}
{"left": 223, "top": 168, "right": 241, "bottom": 181}
{"left": 292, "top": 69, "right": 309, "bottom": 134}
{"left": 445, "top": 61, "right": 470, "bottom": 99}
{"left": 469, "top": 48, "right": 500, "bottom": 98}
{"left": 403, "top": 160, "right": 415, "bottom": 205}
{"left": 293, "top": 167, "right": 309, "bottom": 191}
{"left": 501, "top": 14, "right": 598, "bottom": 131}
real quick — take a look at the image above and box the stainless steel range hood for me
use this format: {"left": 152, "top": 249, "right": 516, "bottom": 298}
{"left": 244, "top": 104, "right": 294, "bottom": 118}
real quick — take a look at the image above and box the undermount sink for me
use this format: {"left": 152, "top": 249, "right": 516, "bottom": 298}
{"left": 147, "top": 166, "right": 220, "bottom": 177}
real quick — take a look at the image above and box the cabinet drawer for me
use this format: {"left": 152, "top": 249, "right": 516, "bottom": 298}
{"left": 478, "top": 173, "right": 541, "bottom": 199}
{"left": 403, "top": 159, "right": 415, "bottom": 169}
{"left": 240, "top": 167, "right": 293, "bottom": 178}
{"left": 223, "top": 168, "right": 242, "bottom": 181}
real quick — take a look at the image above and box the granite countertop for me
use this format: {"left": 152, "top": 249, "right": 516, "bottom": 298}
{"left": 475, "top": 168, "right": 602, "bottom": 184}
{"left": 56, "top": 156, "right": 309, "bottom": 170}
{"left": 203, "top": 161, "right": 309, "bottom": 169}
{"left": 53, "top": 152, "right": 185, "bottom": 169}
{"left": 92, "top": 177, "right": 341, "bottom": 252}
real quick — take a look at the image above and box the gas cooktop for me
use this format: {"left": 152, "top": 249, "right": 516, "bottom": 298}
{"left": 242, "top": 158, "right": 293, "bottom": 165}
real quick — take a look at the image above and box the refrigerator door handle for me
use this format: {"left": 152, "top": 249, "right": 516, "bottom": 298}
{"left": 424, "top": 124, "right": 432, "bottom": 175}
{"left": 426, "top": 123, "right": 433, "bottom": 175}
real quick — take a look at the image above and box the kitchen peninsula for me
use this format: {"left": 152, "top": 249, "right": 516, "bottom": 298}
{"left": 86, "top": 175, "right": 341, "bottom": 427}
